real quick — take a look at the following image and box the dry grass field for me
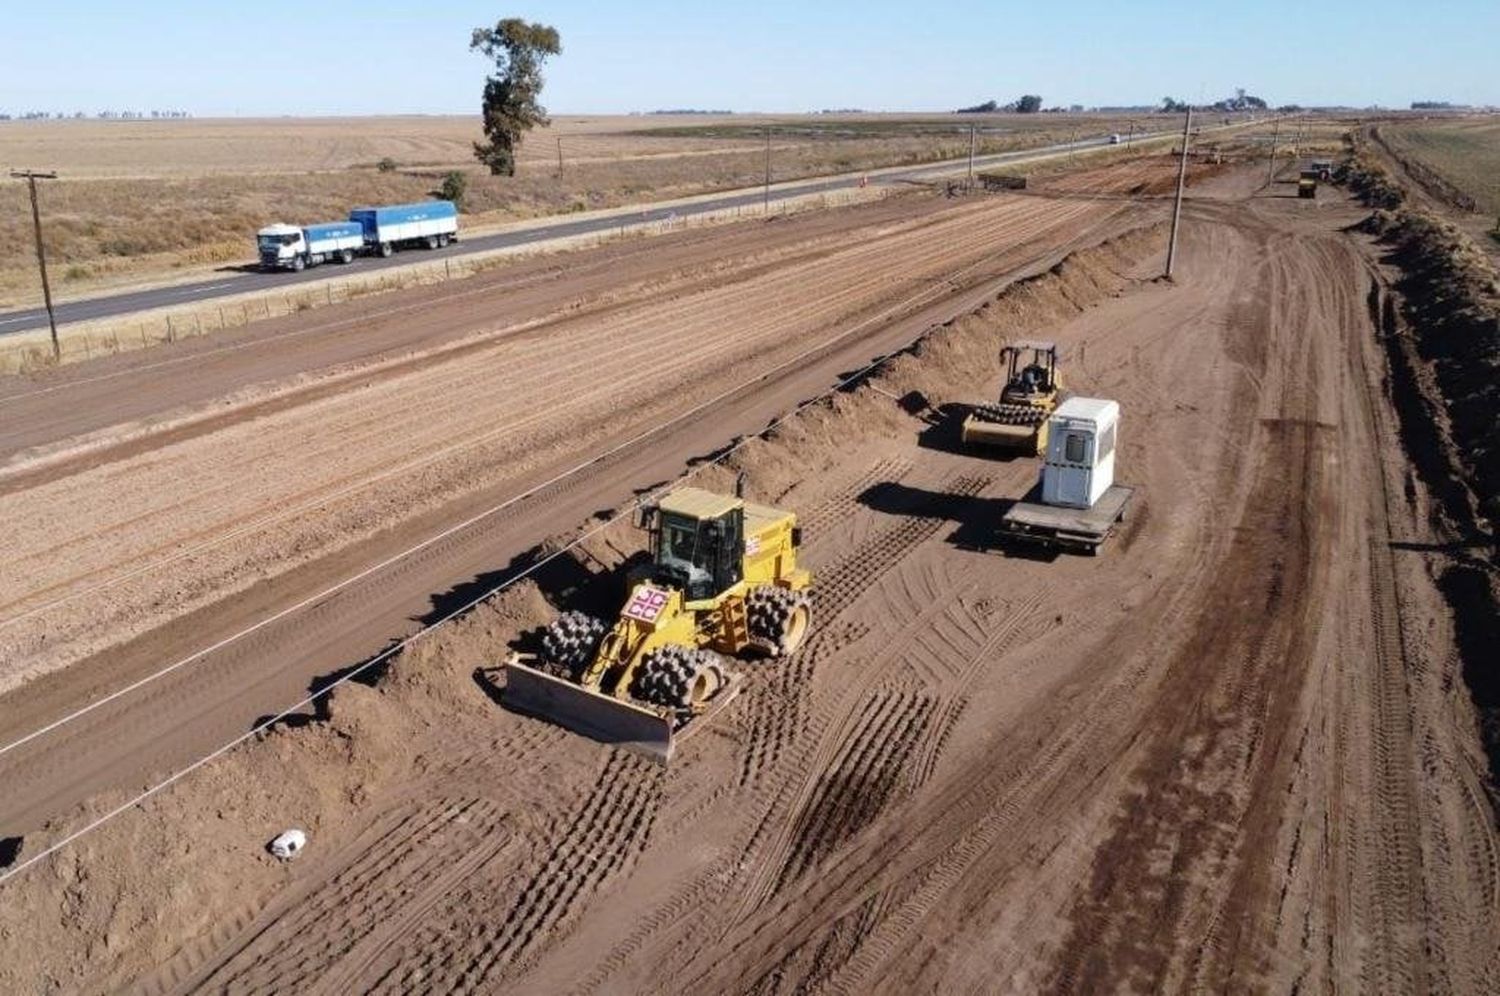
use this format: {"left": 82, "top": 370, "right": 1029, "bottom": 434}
{"left": 0, "top": 112, "right": 1164, "bottom": 309}
{"left": 1379, "top": 116, "right": 1500, "bottom": 215}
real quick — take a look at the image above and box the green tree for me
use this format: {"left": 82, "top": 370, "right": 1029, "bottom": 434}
{"left": 440, "top": 170, "right": 468, "bottom": 206}
{"left": 1015, "top": 94, "right": 1043, "bottom": 114}
{"left": 470, "top": 18, "right": 562, "bottom": 176}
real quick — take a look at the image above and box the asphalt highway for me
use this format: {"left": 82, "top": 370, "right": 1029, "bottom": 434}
{"left": 0, "top": 130, "right": 1157, "bottom": 334}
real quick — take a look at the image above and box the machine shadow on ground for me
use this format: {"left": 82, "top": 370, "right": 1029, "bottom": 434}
{"left": 914, "top": 402, "right": 1030, "bottom": 461}
{"left": 856, "top": 480, "right": 1061, "bottom": 561}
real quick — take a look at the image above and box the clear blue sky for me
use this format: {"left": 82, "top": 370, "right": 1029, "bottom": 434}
{"left": 1, "top": 1, "right": 1496, "bottom": 116}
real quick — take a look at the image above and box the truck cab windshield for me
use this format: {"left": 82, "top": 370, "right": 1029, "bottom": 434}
{"left": 257, "top": 234, "right": 299, "bottom": 249}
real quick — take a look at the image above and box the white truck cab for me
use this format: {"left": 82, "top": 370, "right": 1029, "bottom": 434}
{"left": 256, "top": 223, "right": 306, "bottom": 270}
{"left": 256, "top": 221, "right": 364, "bottom": 272}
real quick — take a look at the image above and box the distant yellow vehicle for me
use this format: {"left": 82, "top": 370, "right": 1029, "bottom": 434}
{"left": 961, "top": 340, "right": 1062, "bottom": 457}
{"left": 505, "top": 486, "right": 812, "bottom": 761}
{"left": 1298, "top": 168, "right": 1319, "bottom": 199}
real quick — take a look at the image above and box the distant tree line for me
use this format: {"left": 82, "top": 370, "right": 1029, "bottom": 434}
{"left": 1160, "top": 89, "right": 1271, "bottom": 113}
{"left": 1410, "top": 101, "right": 1457, "bottom": 110}
{"left": 956, "top": 95, "right": 1043, "bottom": 114}
{"left": 0, "top": 109, "right": 191, "bottom": 121}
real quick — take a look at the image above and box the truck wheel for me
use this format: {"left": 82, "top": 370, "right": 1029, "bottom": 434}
{"left": 437, "top": 234, "right": 449, "bottom": 248}
{"left": 379, "top": 242, "right": 393, "bottom": 258}
{"left": 538, "top": 611, "right": 608, "bottom": 682}
{"left": 291, "top": 256, "right": 305, "bottom": 272}
{"left": 632, "top": 645, "right": 726, "bottom": 710}
{"left": 339, "top": 249, "right": 354, "bottom": 264}
{"left": 425, "top": 236, "right": 439, "bottom": 250}
{"left": 746, "top": 585, "right": 812, "bottom": 657}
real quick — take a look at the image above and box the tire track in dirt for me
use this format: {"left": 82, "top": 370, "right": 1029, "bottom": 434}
{"left": 773, "top": 686, "right": 936, "bottom": 889}
{"left": 731, "top": 475, "right": 993, "bottom": 918}
{"left": 377, "top": 751, "right": 664, "bottom": 993}
{"left": 184, "top": 798, "right": 512, "bottom": 996}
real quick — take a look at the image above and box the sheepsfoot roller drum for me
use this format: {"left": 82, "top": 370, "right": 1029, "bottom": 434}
{"left": 503, "top": 486, "right": 812, "bottom": 763}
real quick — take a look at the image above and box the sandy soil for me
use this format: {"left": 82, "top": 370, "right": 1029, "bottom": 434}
{"left": 0, "top": 160, "right": 1494, "bottom": 993}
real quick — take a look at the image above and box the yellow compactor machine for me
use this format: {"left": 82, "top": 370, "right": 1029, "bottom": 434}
{"left": 505, "top": 486, "right": 812, "bottom": 761}
{"left": 961, "top": 340, "right": 1062, "bottom": 456}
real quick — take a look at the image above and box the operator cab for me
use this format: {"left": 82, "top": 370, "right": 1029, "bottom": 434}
{"left": 1002, "top": 340, "right": 1059, "bottom": 398}
{"left": 637, "top": 488, "right": 745, "bottom": 601}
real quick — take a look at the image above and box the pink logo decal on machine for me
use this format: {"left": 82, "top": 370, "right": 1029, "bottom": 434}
{"left": 623, "top": 585, "right": 671, "bottom": 623}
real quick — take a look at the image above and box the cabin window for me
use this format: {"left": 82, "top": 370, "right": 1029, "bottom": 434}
{"left": 1064, "top": 433, "right": 1087, "bottom": 464}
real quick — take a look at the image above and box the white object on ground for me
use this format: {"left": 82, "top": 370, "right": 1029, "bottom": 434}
{"left": 268, "top": 828, "right": 307, "bottom": 860}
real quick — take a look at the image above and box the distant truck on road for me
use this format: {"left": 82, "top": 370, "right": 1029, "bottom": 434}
{"left": 256, "top": 221, "right": 364, "bottom": 272}
{"left": 255, "top": 200, "right": 459, "bottom": 272}
{"left": 348, "top": 200, "right": 459, "bottom": 257}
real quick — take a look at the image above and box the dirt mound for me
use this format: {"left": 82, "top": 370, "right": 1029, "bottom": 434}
{"left": 1362, "top": 204, "right": 1500, "bottom": 793}
{"left": 1339, "top": 131, "right": 1408, "bottom": 210}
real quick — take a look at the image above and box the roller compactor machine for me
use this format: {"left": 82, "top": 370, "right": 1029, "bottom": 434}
{"left": 506, "top": 486, "right": 812, "bottom": 761}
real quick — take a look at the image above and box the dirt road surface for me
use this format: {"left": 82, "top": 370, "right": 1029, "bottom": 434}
{"left": 0, "top": 159, "right": 1494, "bottom": 994}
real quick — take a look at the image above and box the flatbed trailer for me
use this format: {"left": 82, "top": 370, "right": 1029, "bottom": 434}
{"left": 997, "top": 483, "right": 1134, "bottom": 555}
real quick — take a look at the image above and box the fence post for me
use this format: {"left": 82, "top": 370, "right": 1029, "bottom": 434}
{"left": 165, "top": 316, "right": 174, "bottom": 342}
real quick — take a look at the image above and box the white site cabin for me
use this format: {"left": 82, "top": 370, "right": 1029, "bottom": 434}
{"left": 998, "top": 397, "right": 1134, "bottom": 554}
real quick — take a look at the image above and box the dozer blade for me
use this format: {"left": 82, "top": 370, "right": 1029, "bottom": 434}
{"left": 503, "top": 655, "right": 742, "bottom": 764}
{"left": 960, "top": 415, "right": 1041, "bottom": 453}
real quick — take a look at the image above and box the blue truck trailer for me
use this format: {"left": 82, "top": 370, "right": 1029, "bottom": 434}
{"left": 256, "top": 221, "right": 365, "bottom": 272}
{"left": 348, "top": 200, "right": 459, "bottom": 257}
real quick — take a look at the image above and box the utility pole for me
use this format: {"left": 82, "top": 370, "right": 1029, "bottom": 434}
{"left": 1164, "top": 107, "right": 1192, "bottom": 280}
{"left": 763, "top": 126, "right": 772, "bottom": 214}
{"left": 556, "top": 137, "right": 563, "bottom": 178}
{"left": 1265, "top": 118, "right": 1281, "bottom": 187}
{"left": 11, "top": 170, "right": 60, "bottom": 360}
{"left": 967, "top": 125, "right": 976, "bottom": 184}
{"left": 1126, "top": 121, "right": 1135, "bottom": 148}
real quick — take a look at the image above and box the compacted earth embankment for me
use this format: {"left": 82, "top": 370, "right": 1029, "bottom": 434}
{"left": 1342, "top": 136, "right": 1500, "bottom": 790}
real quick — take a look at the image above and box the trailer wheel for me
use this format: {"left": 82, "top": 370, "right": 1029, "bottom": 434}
{"left": 746, "top": 585, "right": 812, "bottom": 657}
{"left": 425, "top": 236, "right": 439, "bottom": 250}
{"left": 538, "top": 611, "right": 608, "bottom": 681}
{"left": 379, "top": 242, "right": 393, "bottom": 258}
{"left": 632, "top": 645, "right": 726, "bottom": 710}
{"left": 438, "top": 234, "right": 450, "bottom": 248}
